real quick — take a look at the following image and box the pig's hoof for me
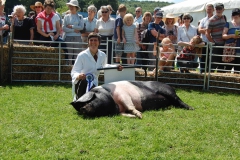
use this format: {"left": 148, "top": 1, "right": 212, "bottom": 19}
{"left": 134, "top": 110, "right": 142, "bottom": 119}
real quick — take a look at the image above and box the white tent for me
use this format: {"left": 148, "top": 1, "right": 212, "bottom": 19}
{"left": 161, "top": 0, "right": 240, "bottom": 26}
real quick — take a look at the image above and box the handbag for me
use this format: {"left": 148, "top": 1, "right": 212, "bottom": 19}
{"left": 222, "top": 41, "right": 236, "bottom": 62}
{"left": 80, "top": 23, "right": 86, "bottom": 34}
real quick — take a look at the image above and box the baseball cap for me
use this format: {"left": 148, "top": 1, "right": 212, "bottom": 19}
{"left": 215, "top": 3, "right": 224, "bottom": 9}
{"left": 232, "top": 8, "right": 240, "bottom": 16}
{"left": 154, "top": 7, "right": 161, "bottom": 12}
{"left": 155, "top": 11, "right": 163, "bottom": 18}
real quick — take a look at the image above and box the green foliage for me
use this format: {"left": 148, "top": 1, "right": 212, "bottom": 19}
{"left": 4, "top": 0, "right": 172, "bottom": 16}
{"left": 0, "top": 83, "right": 239, "bottom": 159}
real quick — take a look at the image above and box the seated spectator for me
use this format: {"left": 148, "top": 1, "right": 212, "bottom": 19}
{"left": 177, "top": 35, "right": 205, "bottom": 73}
{"left": 222, "top": 8, "right": 240, "bottom": 73}
{"left": 152, "top": 37, "right": 175, "bottom": 73}
{"left": 10, "top": 5, "right": 34, "bottom": 44}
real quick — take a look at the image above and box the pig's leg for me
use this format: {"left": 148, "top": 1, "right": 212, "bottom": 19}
{"left": 120, "top": 113, "right": 137, "bottom": 118}
{"left": 117, "top": 95, "right": 142, "bottom": 119}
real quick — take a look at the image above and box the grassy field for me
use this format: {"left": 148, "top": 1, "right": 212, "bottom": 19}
{"left": 0, "top": 83, "right": 239, "bottom": 159}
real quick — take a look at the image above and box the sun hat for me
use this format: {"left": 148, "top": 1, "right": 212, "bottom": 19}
{"left": 166, "top": 13, "right": 175, "bottom": 18}
{"left": 155, "top": 11, "right": 163, "bottom": 18}
{"left": 66, "top": 0, "right": 80, "bottom": 11}
{"left": 30, "top": 1, "right": 43, "bottom": 11}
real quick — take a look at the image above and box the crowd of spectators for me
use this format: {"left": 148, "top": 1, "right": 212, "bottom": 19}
{"left": 1, "top": 0, "right": 240, "bottom": 73}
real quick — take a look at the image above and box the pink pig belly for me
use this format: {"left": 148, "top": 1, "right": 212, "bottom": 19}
{"left": 103, "top": 81, "right": 143, "bottom": 112}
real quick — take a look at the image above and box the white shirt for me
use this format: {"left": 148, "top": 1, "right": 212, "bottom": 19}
{"left": 199, "top": 16, "right": 210, "bottom": 42}
{"left": 95, "top": 17, "right": 115, "bottom": 36}
{"left": 38, "top": 14, "right": 60, "bottom": 32}
{"left": 71, "top": 48, "right": 107, "bottom": 86}
{"left": 177, "top": 24, "right": 197, "bottom": 42}
{"left": 134, "top": 15, "right": 143, "bottom": 25}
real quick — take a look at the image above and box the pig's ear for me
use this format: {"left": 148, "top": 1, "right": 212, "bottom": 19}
{"left": 76, "top": 92, "right": 95, "bottom": 102}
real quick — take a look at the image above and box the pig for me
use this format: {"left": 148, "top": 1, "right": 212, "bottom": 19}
{"left": 71, "top": 81, "right": 193, "bottom": 118}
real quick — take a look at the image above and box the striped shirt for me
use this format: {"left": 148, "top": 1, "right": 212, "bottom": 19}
{"left": 206, "top": 15, "right": 226, "bottom": 45}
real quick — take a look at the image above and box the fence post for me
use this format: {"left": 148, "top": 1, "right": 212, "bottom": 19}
{"left": 111, "top": 39, "right": 114, "bottom": 64}
{"left": 58, "top": 41, "right": 61, "bottom": 81}
{"left": 0, "top": 35, "right": 3, "bottom": 83}
{"left": 155, "top": 30, "right": 160, "bottom": 81}
{"left": 203, "top": 43, "right": 209, "bottom": 90}
{"left": 207, "top": 42, "right": 213, "bottom": 90}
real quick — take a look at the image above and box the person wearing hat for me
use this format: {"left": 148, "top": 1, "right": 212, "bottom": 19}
{"left": 177, "top": 13, "right": 198, "bottom": 73}
{"left": 30, "top": 1, "right": 43, "bottom": 43}
{"left": 147, "top": 10, "right": 166, "bottom": 70}
{"left": 134, "top": 7, "right": 142, "bottom": 25}
{"left": 63, "top": 0, "right": 84, "bottom": 65}
{"left": 71, "top": 32, "right": 122, "bottom": 100}
{"left": 152, "top": 7, "right": 164, "bottom": 27}
{"left": 198, "top": 4, "right": 214, "bottom": 73}
{"left": 222, "top": 8, "right": 240, "bottom": 73}
{"left": 206, "top": 3, "right": 226, "bottom": 72}
{"left": 163, "top": 13, "right": 177, "bottom": 45}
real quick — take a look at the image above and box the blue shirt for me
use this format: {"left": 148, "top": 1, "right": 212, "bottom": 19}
{"left": 225, "top": 22, "right": 240, "bottom": 53}
{"left": 148, "top": 22, "right": 166, "bottom": 43}
{"left": 114, "top": 15, "right": 123, "bottom": 40}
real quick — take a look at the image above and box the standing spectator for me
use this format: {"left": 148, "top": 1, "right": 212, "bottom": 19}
{"left": 94, "top": 6, "right": 115, "bottom": 64}
{"left": 0, "top": 1, "right": 9, "bottom": 44}
{"left": 30, "top": 1, "right": 43, "bottom": 43}
{"left": 28, "top": 11, "right": 35, "bottom": 18}
{"left": 163, "top": 13, "right": 177, "bottom": 46}
{"left": 10, "top": 5, "right": 34, "bottom": 44}
{"left": 107, "top": 4, "right": 114, "bottom": 18}
{"left": 134, "top": 7, "right": 142, "bottom": 25}
{"left": 175, "top": 14, "right": 183, "bottom": 26}
{"left": 81, "top": 5, "right": 97, "bottom": 49}
{"left": 122, "top": 13, "right": 139, "bottom": 64}
{"left": 135, "top": 12, "right": 152, "bottom": 67}
{"left": 222, "top": 8, "right": 240, "bottom": 73}
{"left": 152, "top": 7, "right": 164, "bottom": 27}
{"left": 148, "top": 11, "right": 166, "bottom": 70}
{"left": 177, "top": 13, "right": 198, "bottom": 72}
{"left": 206, "top": 3, "right": 226, "bottom": 72}
{"left": 114, "top": 4, "right": 126, "bottom": 63}
{"left": 63, "top": 0, "right": 84, "bottom": 65}
{"left": 36, "top": 0, "right": 67, "bottom": 53}
{"left": 198, "top": 4, "right": 214, "bottom": 73}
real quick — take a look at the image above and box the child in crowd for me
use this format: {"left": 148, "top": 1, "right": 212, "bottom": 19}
{"left": 152, "top": 37, "right": 175, "bottom": 73}
{"left": 177, "top": 35, "right": 205, "bottom": 73}
{"left": 114, "top": 4, "right": 127, "bottom": 63}
{"left": 122, "top": 13, "right": 139, "bottom": 64}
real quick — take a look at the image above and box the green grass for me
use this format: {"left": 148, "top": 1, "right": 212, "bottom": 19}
{"left": 0, "top": 83, "right": 239, "bottom": 159}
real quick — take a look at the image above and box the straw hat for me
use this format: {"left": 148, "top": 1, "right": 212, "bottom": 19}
{"left": 30, "top": 2, "right": 43, "bottom": 11}
{"left": 66, "top": 0, "right": 80, "bottom": 11}
{"left": 166, "top": 13, "right": 175, "bottom": 19}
